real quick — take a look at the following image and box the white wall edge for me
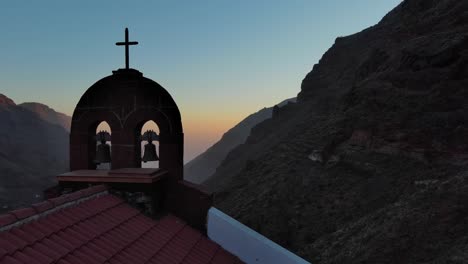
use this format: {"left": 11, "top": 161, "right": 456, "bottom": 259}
{"left": 207, "top": 207, "right": 310, "bottom": 264}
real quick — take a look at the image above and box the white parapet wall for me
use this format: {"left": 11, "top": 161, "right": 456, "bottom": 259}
{"left": 207, "top": 207, "right": 310, "bottom": 264}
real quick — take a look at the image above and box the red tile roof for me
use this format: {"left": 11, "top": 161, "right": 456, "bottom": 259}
{"left": 0, "top": 185, "right": 243, "bottom": 264}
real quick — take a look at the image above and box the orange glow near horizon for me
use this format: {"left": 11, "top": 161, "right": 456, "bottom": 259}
{"left": 183, "top": 113, "right": 240, "bottom": 162}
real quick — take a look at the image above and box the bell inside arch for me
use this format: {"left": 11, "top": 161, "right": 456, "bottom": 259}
{"left": 95, "top": 131, "right": 111, "bottom": 164}
{"left": 142, "top": 130, "right": 159, "bottom": 162}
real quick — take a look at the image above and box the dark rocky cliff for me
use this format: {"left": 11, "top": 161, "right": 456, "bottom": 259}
{"left": 0, "top": 94, "right": 69, "bottom": 212}
{"left": 206, "top": 0, "right": 468, "bottom": 263}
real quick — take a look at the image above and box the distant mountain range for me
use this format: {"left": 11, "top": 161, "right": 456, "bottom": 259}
{"left": 19, "top": 102, "right": 71, "bottom": 132}
{"left": 0, "top": 94, "right": 70, "bottom": 212}
{"left": 184, "top": 98, "right": 296, "bottom": 184}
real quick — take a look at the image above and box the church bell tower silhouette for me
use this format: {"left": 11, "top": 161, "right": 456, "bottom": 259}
{"left": 58, "top": 28, "right": 211, "bottom": 232}
{"left": 69, "top": 28, "right": 184, "bottom": 181}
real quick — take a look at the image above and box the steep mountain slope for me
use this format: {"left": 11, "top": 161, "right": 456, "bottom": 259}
{"left": 206, "top": 0, "right": 468, "bottom": 263}
{"left": 184, "top": 98, "right": 296, "bottom": 183}
{"left": 0, "top": 94, "right": 69, "bottom": 212}
{"left": 19, "top": 102, "right": 71, "bottom": 132}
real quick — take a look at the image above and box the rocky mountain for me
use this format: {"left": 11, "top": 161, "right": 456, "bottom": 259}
{"left": 0, "top": 94, "right": 69, "bottom": 212}
{"left": 184, "top": 97, "right": 296, "bottom": 184}
{"left": 0, "top": 94, "right": 15, "bottom": 106}
{"left": 19, "top": 102, "right": 71, "bottom": 132}
{"left": 205, "top": 0, "right": 468, "bottom": 263}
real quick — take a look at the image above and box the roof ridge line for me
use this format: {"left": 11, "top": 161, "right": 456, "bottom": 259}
{"left": 0, "top": 185, "right": 108, "bottom": 232}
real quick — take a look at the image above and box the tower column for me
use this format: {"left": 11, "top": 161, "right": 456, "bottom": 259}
{"left": 110, "top": 129, "right": 140, "bottom": 169}
{"left": 159, "top": 132, "right": 184, "bottom": 181}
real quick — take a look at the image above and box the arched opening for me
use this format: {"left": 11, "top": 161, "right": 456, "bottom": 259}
{"left": 95, "top": 121, "right": 111, "bottom": 170}
{"left": 140, "top": 120, "right": 160, "bottom": 168}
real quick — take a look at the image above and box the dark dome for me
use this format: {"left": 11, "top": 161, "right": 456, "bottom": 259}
{"left": 76, "top": 68, "right": 178, "bottom": 112}
{"left": 71, "top": 68, "right": 182, "bottom": 134}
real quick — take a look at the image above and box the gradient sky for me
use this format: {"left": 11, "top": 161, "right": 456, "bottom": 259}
{"left": 0, "top": 0, "right": 402, "bottom": 162}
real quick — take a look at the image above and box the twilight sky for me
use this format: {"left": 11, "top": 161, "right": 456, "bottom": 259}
{"left": 0, "top": 0, "right": 401, "bottom": 162}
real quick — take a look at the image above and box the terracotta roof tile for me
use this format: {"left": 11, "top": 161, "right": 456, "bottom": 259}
{"left": 48, "top": 195, "right": 71, "bottom": 207}
{"left": 33, "top": 240, "right": 64, "bottom": 260}
{"left": 0, "top": 231, "right": 28, "bottom": 250}
{"left": 10, "top": 228, "right": 37, "bottom": 244}
{"left": 10, "top": 207, "right": 36, "bottom": 220}
{"left": 12, "top": 251, "right": 42, "bottom": 264}
{"left": 211, "top": 248, "right": 241, "bottom": 264}
{"left": 62, "top": 253, "right": 84, "bottom": 264}
{"left": 31, "top": 201, "right": 54, "bottom": 213}
{"left": 181, "top": 239, "right": 220, "bottom": 264}
{"left": 57, "top": 259, "right": 73, "bottom": 264}
{"left": 34, "top": 219, "right": 58, "bottom": 237}
{"left": 0, "top": 186, "right": 243, "bottom": 264}
{"left": 0, "top": 213, "right": 17, "bottom": 227}
{"left": 0, "top": 235, "right": 20, "bottom": 256}
{"left": 91, "top": 238, "right": 117, "bottom": 257}
{"left": 22, "top": 246, "right": 54, "bottom": 264}
{"left": 19, "top": 223, "right": 46, "bottom": 243}
{"left": 66, "top": 190, "right": 84, "bottom": 201}
{"left": 0, "top": 247, "right": 8, "bottom": 259}
{"left": 1, "top": 256, "right": 23, "bottom": 264}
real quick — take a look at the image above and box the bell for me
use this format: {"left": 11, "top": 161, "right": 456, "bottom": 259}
{"left": 95, "top": 131, "right": 111, "bottom": 164}
{"left": 95, "top": 142, "right": 111, "bottom": 164}
{"left": 141, "top": 129, "right": 159, "bottom": 162}
{"left": 142, "top": 142, "right": 159, "bottom": 162}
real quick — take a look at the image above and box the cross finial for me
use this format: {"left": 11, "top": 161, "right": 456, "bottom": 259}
{"left": 116, "top": 28, "right": 138, "bottom": 69}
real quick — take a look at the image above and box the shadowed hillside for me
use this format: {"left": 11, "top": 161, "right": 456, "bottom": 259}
{"left": 0, "top": 94, "right": 70, "bottom": 212}
{"left": 205, "top": 0, "right": 468, "bottom": 263}
{"left": 184, "top": 98, "right": 296, "bottom": 184}
{"left": 19, "top": 102, "right": 71, "bottom": 132}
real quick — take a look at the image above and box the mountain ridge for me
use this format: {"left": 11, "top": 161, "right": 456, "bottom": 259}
{"left": 0, "top": 94, "right": 15, "bottom": 106}
{"left": 0, "top": 94, "right": 70, "bottom": 212}
{"left": 19, "top": 102, "right": 71, "bottom": 132}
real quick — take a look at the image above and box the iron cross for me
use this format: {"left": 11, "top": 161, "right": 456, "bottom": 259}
{"left": 116, "top": 28, "right": 138, "bottom": 69}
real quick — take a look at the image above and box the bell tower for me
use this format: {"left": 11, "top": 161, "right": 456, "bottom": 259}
{"left": 58, "top": 28, "right": 211, "bottom": 231}
{"left": 68, "top": 28, "right": 183, "bottom": 181}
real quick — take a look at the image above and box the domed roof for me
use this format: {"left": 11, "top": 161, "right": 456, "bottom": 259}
{"left": 76, "top": 68, "right": 177, "bottom": 110}
{"left": 71, "top": 68, "right": 182, "bottom": 134}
